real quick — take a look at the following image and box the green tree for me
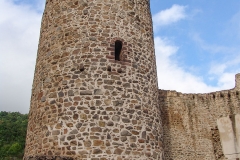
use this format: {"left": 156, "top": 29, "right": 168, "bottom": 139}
{"left": 0, "top": 144, "right": 11, "bottom": 158}
{"left": 0, "top": 111, "right": 28, "bottom": 159}
{"left": 8, "top": 142, "right": 22, "bottom": 156}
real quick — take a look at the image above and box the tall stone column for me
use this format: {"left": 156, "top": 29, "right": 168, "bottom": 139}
{"left": 236, "top": 73, "right": 240, "bottom": 90}
{"left": 24, "top": 0, "right": 163, "bottom": 159}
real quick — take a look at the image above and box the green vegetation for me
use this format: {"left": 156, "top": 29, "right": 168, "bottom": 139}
{"left": 0, "top": 111, "right": 28, "bottom": 159}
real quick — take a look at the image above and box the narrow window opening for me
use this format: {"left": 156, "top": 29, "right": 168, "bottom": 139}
{"left": 115, "top": 40, "right": 122, "bottom": 61}
{"left": 107, "top": 66, "right": 111, "bottom": 72}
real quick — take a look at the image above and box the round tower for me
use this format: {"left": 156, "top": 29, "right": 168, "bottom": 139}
{"left": 24, "top": 0, "right": 162, "bottom": 159}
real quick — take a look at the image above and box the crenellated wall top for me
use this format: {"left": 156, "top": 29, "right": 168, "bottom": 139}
{"left": 159, "top": 73, "right": 240, "bottom": 101}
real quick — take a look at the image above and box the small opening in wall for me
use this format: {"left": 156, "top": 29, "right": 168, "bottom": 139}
{"left": 115, "top": 40, "right": 122, "bottom": 61}
{"left": 228, "top": 93, "right": 231, "bottom": 98}
{"left": 220, "top": 93, "right": 224, "bottom": 98}
{"left": 79, "top": 64, "right": 84, "bottom": 72}
{"left": 107, "top": 66, "right": 111, "bottom": 72}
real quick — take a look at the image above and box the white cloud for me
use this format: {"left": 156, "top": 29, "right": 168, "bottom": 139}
{"left": 154, "top": 36, "right": 232, "bottom": 93}
{"left": 152, "top": 6, "right": 220, "bottom": 93}
{"left": 209, "top": 57, "right": 240, "bottom": 88}
{"left": 191, "top": 32, "right": 240, "bottom": 88}
{"left": 153, "top": 4, "right": 187, "bottom": 27}
{"left": 0, "top": 0, "right": 43, "bottom": 113}
{"left": 217, "top": 73, "right": 236, "bottom": 89}
{"left": 209, "top": 63, "right": 227, "bottom": 75}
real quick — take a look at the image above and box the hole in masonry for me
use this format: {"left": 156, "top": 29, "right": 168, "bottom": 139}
{"left": 115, "top": 40, "right": 122, "bottom": 61}
{"left": 107, "top": 66, "right": 111, "bottom": 72}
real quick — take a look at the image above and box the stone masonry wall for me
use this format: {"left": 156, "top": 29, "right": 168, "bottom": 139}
{"left": 160, "top": 74, "right": 240, "bottom": 160}
{"left": 24, "top": 0, "right": 163, "bottom": 159}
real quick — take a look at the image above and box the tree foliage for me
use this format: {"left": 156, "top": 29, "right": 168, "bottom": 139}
{"left": 0, "top": 111, "right": 28, "bottom": 159}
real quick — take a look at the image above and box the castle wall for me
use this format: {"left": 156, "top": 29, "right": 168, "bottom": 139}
{"left": 24, "top": 0, "right": 162, "bottom": 159}
{"left": 160, "top": 74, "right": 240, "bottom": 160}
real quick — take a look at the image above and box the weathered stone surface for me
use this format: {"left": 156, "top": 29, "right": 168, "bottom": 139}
{"left": 160, "top": 86, "right": 240, "bottom": 160}
{"left": 49, "top": 92, "right": 57, "bottom": 98}
{"left": 107, "top": 121, "right": 114, "bottom": 126}
{"left": 25, "top": 156, "right": 73, "bottom": 160}
{"left": 104, "top": 99, "right": 111, "bottom": 105}
{"left": 25, "top": 0, "right": 163, "bottom": 159}
{"left": 142, "top": 131, "right": 146, "bottom": 139}
{"left": 121, "top": 137, "right": 127, "bottom": 142}
{"left": 94, "top": 89, "right": 103, "bottom": 95}
{"left": 104, "top": 80, "right": 114, "bottom": 85}
{"left": 114, "top": 148, "right": 123, "bottom": 155}
{"left": 78, "top": 151, "right": 88, "bottom": 155}
{"left": 96, "top": 100, "right": 102, "bottom": 106}
{"left": 138, "top": 139, "right": 145, "bottom": 143}
{"left": 60, "top": 136, "right": 65, "bottom": 141}
{"left": 113, "top": 100, "right": 124, "bottom": 107}
{"left": 106, "top": 107, "right": 114, "bottom": 111}
{"left": 93, "top": 140, "right": 104, "bottom": 146}
{"left": 73, "top": 114, "right": 78, "bottom": 120}
{"left": 67, "top": 135, "right": 75, "bottom": 141}
{"left": 123, "top": 83, "right": 130, "bottom": 88}
{"left": 99, "top": 121, "right": 105, "bottom": 127}
{"left": 80, "top": 114, "right": 87, "bottom": 120}
{"left": 91, "top": 127, "right": 102, "bottom": 132}
{"left": 62, "top": 80, "right": 68, "bottom": 85}
{"left": 131, "top": 130, "right": 139, "bottom": 135}
{"left": 75, "top": 123, "right": 82, "bottom": 128}
{"left": 52, "top": 130, "right": 60, "bottom": 135}
{"left": 104, "top": 86, "right": 114, "bottom": 90}
{"left": 68, "top": 90, "right": 74, "bottom": 96}
{"left": 130, "top": 136, "right": 137, "bottom": 142}
{"left": 44, "top": 77, "right": 51, "bottom": 83}
{"left": 40, "top": 96, "right": 46, "bottom": 102}
{"left": 122, "top": 118, "right": 130, "bottom": 123}
{"left": 84, "top": 140, "right": 91, "bottom": 147}
{"left": 70, "top": 129, "right": 78, "bottom": 135}
{"left": 92, "top": 149, "right": 102, "bottom": 154}
{"left": 130, "top": 143, "right": 137, "bottom": 148}
{"left": 112, "top": 115, "right": 120, "bottom": 122}
{"left": 121, "top": 130, "right": 132, "bottom": 136}
{"left": 80, "top": 91, "right": 92, "bottom": 95}
{"left": 74, "top": 96, "right": 81, "bottom": 101}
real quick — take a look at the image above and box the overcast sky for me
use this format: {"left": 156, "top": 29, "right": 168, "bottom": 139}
{"left": 1, "top": 0, "right": 240, "bottom": 113}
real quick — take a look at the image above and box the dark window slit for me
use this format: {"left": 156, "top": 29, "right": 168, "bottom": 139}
{"left": 115, "top": 40, "right": 122, "bottom": 61}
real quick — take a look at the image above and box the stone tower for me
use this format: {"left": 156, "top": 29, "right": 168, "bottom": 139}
{"left": 24, "top": 0, "right": 162, "bottom": 159}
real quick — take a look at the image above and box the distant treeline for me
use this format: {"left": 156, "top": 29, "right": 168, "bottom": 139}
{"left": 0, "top": 111, "right": 28, "bottom": 159}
